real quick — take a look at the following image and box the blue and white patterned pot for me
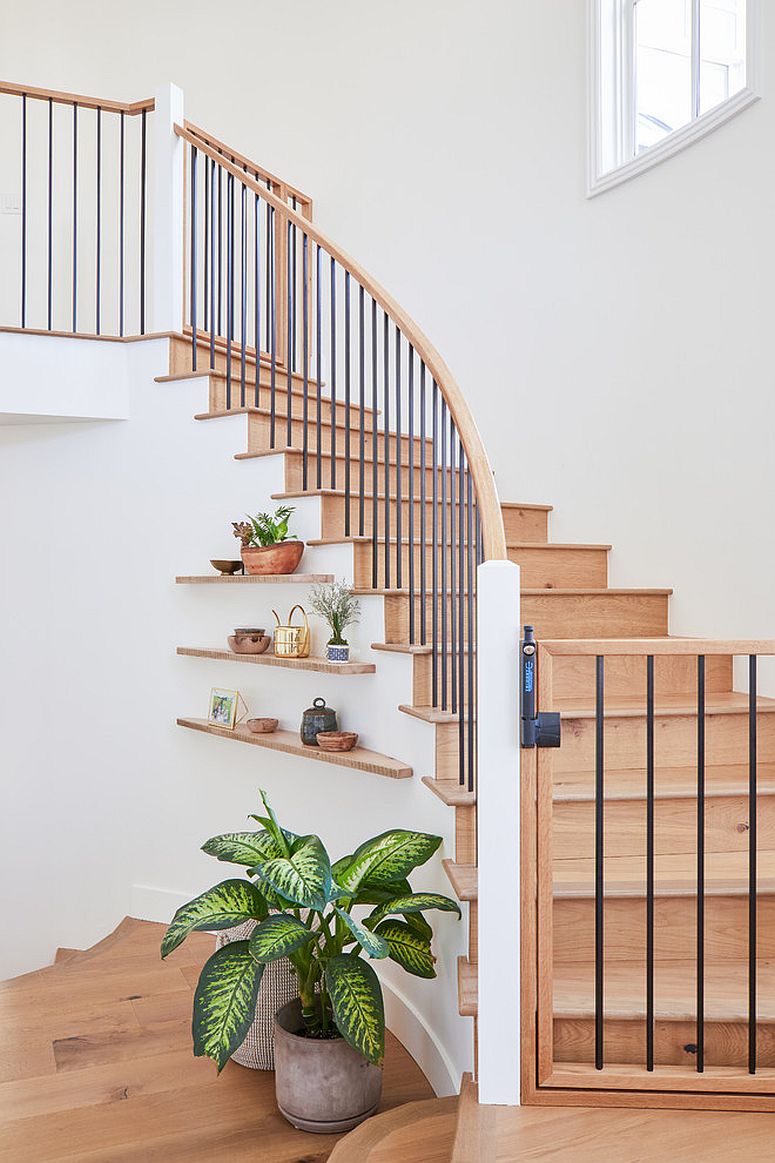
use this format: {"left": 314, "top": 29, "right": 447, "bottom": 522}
{"left": 326, "top": 643, "right": 350, "bottom": 664}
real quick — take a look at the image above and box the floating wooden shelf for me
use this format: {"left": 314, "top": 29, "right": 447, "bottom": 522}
{"left": 177, "top": 717, "right": 412, "bottom": 779}
{"left": 177, "top": 646, "right": 376, "bottom": 676}
{"left": 175, "top": 573, "right": 333, "bottom": 584}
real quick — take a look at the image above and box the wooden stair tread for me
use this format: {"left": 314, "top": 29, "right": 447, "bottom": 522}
{"left": 555, "top": 958, "right": 775, "bottom": 1022}
{"left": 555, "top": 761, "right": 775, "bottom": 802}
{"left": 555, "top": 691, "right": 775, "bottom": 720}
{"left": 174, "top": 573, "right": 333, "bottom": 584}
{"left": 177, "top": 718, "right": 412, "bottom": 779}
{"left": 307, "top": 536, "right": 610, "bottom": 551}
{"left": 329, "top": 1096, "right": 458, "bottom": 1163}
{"left": 272, "top": 488, "right": 550, "bottom": 512}
{"left": 359, "top": 586, "right": 672, "bottom": 597}
{"left": 451, "top": 1073, "right": 496, "bottom": 1163}
{"left": 53, "top": 947, "right": 82, "bottom": 965}
{"left": 554, "top": 848, "right": 775, "bottom": 898}
{"left": 458, "top": 957, "right": 478, "bottom": 1017}
{"left": 443, "top": 859, "right": 478, "bottom": 901}
{"left": 177, "top": 646, "right": 376, "bottom": 675}
{"left": 421, "top": 776, "right": 476, "bottom": 807}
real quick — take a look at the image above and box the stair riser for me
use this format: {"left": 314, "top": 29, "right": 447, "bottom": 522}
{"left": 554, "top": 794, "right": 775, "bottom": 861}
{"left": 503, "top": 507, "right": 549, "bottom": 542}
{"left": 250, "top": 413, "right": 426, "bottom": 459}
{"left": 554, "top": 896, "right": 775, "bottom": 963}
{"left": 508, "top": 546, "right": 608, "bottom": 588}
{"left": 468, "top": 901, "right": 478, "bottom": 964}
{"left": 170, "top": 335, "right": 310, "bottom": 389}
{"left": 285, "top": 454, "right": 460, "bottom": 496}
{"left": 553, "top": 1017, "right": 775, "bottom": 1068}
{"left": 314, "top": 495, "right": 541, "bottom": 543}
{"left": 382, "top": 592, "right": 670, "bottom": 645}
{"left": 208, "top": 377, "right": 376, "bottom": 430}
{"left": 411, "top": 654, "right": 474, "bottom": 707}
{"left": 552, "top": 654, "right": 733, "bottom": 701}
{"left": 555, "top": 713, "right": 775, "bottom": 773}
{"left": 433, "top": 721, "right": 472, "bottom": 783}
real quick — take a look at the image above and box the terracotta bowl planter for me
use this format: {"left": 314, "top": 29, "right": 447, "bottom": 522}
{"left": 273, "top": 999, "right": 383, "bottom": 1134}
{"left": 241, "top": 541, "right": 304, "bottom": 576}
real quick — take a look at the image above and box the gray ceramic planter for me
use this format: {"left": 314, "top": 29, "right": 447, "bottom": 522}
{"left": 273, "top": 999, "right": 383, "bottom": 1134}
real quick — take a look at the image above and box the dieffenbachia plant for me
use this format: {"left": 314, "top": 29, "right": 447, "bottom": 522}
{"left": 161, "top": 790, "right": 460, "bottom": 1071}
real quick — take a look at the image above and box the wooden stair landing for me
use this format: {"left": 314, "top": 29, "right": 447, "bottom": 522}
{"left": 0, "top": 918, "right": 432, "bottom": 1161}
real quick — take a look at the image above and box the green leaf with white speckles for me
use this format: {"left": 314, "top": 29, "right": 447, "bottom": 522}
{"left": 366, "top": 891, "right": 461, "bottom": 929}
{"left": 252, "top": 834, "right": 332, "bottom": 910}
{"left": 248, "top": 913, "right": 314, "bottom": 962}
{"left": 337, "top": 831, "right": 441, "bottom": 893}
{"left": 334, "top": 908, "right": 388, "bottom": 959}
{"left": 202, "top": 831, "right": 279, "bottom": 867}
{"left": 161, "top": 879, "right": 268, "bottom": 958}
{"left": 192, "top": 941, "right": 264, "bottom": 1071}
{"left": 325, "top": 953, "right": 385, "bottom": 1065}
{"left": 374, "top": 920, "right": 436, "bottom": 979}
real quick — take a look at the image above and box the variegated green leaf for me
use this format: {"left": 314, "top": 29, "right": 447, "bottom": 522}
{"left": 161, "top": 879, "right": 268, "bottom": 958}
{"left": 331, "top": 854, "right": 354, "bottom": 883}
{"left": 325, "top": 953, "right": 385, "bottom": 1065}
{"left": 201, "top": 830, "right": 279, "bottom": 867}
{"left": 367, "top": 892, "right": 461, "bottom": 929}
{"left": 338, "top": 831, "right": 441, "bottom": 892}
{"left": 374, "top": 920, "right": 436, "bottom": 979}
{"left": 192, "top": 941, "right": 264, "bottom": 1071}
{"left": 253, "top": 834, "right": 332, "bottom": 910}
{"left": 248, "top": 913, "right": 314, "bottom": 962}
{"left": 255, "top": 789, "right": 291, "bottom": 856}
{"left": 352, "top": 878, "right": 412, "bottom": 907}
{"left": 334, "top": 907, "right": 388, "bottom": 959}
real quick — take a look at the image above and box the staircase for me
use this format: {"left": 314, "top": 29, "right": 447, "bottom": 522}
{"left": 3, "top": 75, "right": 775, "bottom": 1156}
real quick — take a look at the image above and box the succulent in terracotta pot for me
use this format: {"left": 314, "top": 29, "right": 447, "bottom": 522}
{"left": 232, "top": 506, "right": 304, "bottom": 576}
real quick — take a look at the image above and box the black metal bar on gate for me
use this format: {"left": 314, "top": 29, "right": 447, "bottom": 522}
{"left": 595, "top": 654, "right": 605, "bottom": 1070}
{"left": 47, "top": 98, "right": 53, "bottom": 330}
{"left": 642, "top": 655, "right": 646, "bottom": 1069}
{"left": 344, "top": 272, "right": 351, "bottom": 535}
{"left": 431, "top": 379, "right": 439, "bottom": 706}
{"left": 140, "top": 109, "right": 147, "bottom": 335}
{"left": 95, "top": 107, "right": 101, "bottom": 335}
{"left": 119, "top": 111, "right": 125, "bottom": 337}
{"left": 190, "top": 146, "right": 198, "bottom": 370}
{"left": 383, "top": 311, "right": 391, "bottom": 590}
{"left": 749, "top": 653, "right": 758, "bottom": 1074}
{"left": 696, "top": 654, "right": 705, "bottom": 1073}
{"left": 395, "top": 325, "right": 403, "bottom": 589}
{"left": 21, "top": 94, "right": 27, "bottom": 327}
{"left": 407, "top": 346, "right": 416, "bottom": 643}
{"left": 72, "top": 105, "right": 78, "bottom": 332}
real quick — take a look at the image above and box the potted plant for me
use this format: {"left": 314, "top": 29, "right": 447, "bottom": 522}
{"left": 161, "top": 790, "right": 460, "bottom": 1134}
{"left": 309, "top": 579, "right": 361, "bottom": 663}
{"left": 232, "top": 506, "right": 304, "bottom": 576}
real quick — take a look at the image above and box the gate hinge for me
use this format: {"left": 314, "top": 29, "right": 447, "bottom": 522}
{"left": 520, "top": 625, "right": 561, "bottom": 749}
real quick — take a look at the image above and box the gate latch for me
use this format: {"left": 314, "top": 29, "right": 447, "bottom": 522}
{"left": 520, "top": 625, "right": 561, "bottom": 749}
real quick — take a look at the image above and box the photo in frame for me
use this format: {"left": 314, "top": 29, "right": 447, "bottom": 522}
{"left": 207, "top": 687, "right": 247, "bottom": 730}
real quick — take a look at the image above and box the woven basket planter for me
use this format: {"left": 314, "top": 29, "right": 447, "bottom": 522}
{"left": 215, "top": 921, "right": 298, "bottom": 1070}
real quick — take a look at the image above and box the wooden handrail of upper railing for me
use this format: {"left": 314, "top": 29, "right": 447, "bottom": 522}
{"left": 0, "top": 80, "right": 154, "bottom": 115}
{"left": 184, "top": 121, "right": 312, "bottom": 214}
{"left": 541, "top": 639, "right": 775, "bottom": 655}
{"left": 175, "top": 122, "right": 507, "bottom": 561}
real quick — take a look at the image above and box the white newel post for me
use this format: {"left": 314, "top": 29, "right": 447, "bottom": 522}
{"left": 151, "top": 83, "right": 185, "bottom": 334}
{"left": 477, "top": 559, "right": 521, "bottom": 1104}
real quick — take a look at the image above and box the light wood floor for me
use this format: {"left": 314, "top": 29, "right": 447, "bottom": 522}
{"left": 0, "top": 917, "right": 433, "bottom": 1161}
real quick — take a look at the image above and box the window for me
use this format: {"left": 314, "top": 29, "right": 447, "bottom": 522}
{"left": 590, "top": 0, "right": 758, "bottom": 193}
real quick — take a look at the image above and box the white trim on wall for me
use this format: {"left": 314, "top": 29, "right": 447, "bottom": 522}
{"left": 587, "top": 0, "right": 762, "bottom": 197}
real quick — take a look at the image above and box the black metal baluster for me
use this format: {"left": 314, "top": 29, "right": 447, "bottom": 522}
{"left": 291, "top": 206, "right": 297, "bottom": 373}
{"left": 316, "top": 243, "right": 323, "bottom": 490}
{"left": 330, "top": 256, "right": 337, "bottom": 490}
{"left": 269, "top": 205, "right": 276, "bottom": 423}
{"left": 203, "top": 156, "right": 209, "bottom": 344}
{"left": 744, "top": 651, "right": 749, "bottom": 1074}
{"left": 72, "top": 104, "right": 78, "bottom": 332}
{"left": 431, "top": 379, "right": 439, "bottom": 706}
{"left": 286, "top": 219, "right": 293, "bottom": 441}
{"left": 265, "top": 199, "right": 271, "bottom": 350}
{"left": 407, "top": 345, "right": 416, "bottom": 644}
{"left": 395, "top": 326, "right": 403, "bottom": 589}
{"left": 449, "top": 420, "right": 458, "bottom": 715}
{"left": 95, "top": 107, "right": 101, "bottom": 335}
{"left": 301, "top": 234, "right": 309, "bottom": 476}
{"left": 642, "top": 655, "right": 646, "bottom": 1069}
{"left": 457, "top": 450, "right": 467, "bottom": 785}
{"left": 21, "top": 94, "right": 27, "bottom": 327}
{"left": 240, "top": 181, "right": 247, "bottom": 405}
{"left": 466, "top": 471, "right": 475, "bottom": 791}
{"left": 253, "top": 190, "right": 260, "bottom": 392}
{"left": 440, "top": 397, "right": 448, "bottom": 711}
{"left": 225, "top": 171, "right": 234, "bottom": 404}
{"left": 371, "top": 298, "right": 379, "bottom": 587}
{"left": 344, "top": 271, "right": 351, "bottom": 535}
{"left": 210, "top": 163, "right": 217, "bottom": 370}
{"left": 119, "top": 110, "right": 124, "bottom": 337}
{"left": 140, "top": 108, "right": 146, "bottom": 335}
{"left": 358, "top": 286, "right": 366, "bottom": 537}
{"left": 383, "top": 311, "right": 391, "bottom": 590}
{"left": 217, "top": 166, "right": 222, "bottom": 336}
{"left": 419, "top": 364, "right": 427, "bottom": 644}
{"left": 47, "top": 98, "right": 53, "bottom": 330}
{"left": 595, "top": 654, "right": 605, "bottom": 1070}
{"left": 190, "top": 146, "right": 198, "bottom": 370}
{"left": 696, "top": 654, "right": 705, "bottom": 1073}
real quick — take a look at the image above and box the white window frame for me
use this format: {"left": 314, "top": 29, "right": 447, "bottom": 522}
{"left": 588, "top": 0, "right": 761, "bottom": 196}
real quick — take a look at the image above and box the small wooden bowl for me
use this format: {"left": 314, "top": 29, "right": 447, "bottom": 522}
{"left": 316, "top": 730, "right": 358, "bottom": 753}
{"left": 211, "top": 559, "right": 243, "bottom": 575}
{"left": 246, "top": 717, "right": 279, "bottom": 734}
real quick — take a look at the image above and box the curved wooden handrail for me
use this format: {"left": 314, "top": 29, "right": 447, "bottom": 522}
{"left": 0, "top": 79, "right": 154, "bottom": 115}
{"left": 175, "top": 122, "right": 507, "bottom": 561}
{"left": 184, "top": 120, "right": 312, "bottom": 214}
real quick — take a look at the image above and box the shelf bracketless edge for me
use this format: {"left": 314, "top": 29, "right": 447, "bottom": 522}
{"left": 177, "top": 717, "right": 412, "bottom": 779}
{"left": 175, "top": 573, "right": 333, "bottom": 584}
{"left": 177, "top": 646, "right": 376, "bottom": 676}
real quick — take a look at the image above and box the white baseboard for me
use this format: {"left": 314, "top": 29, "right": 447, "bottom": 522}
{"left": 131, "top": 883, "right": 459, "bottom": 1097}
